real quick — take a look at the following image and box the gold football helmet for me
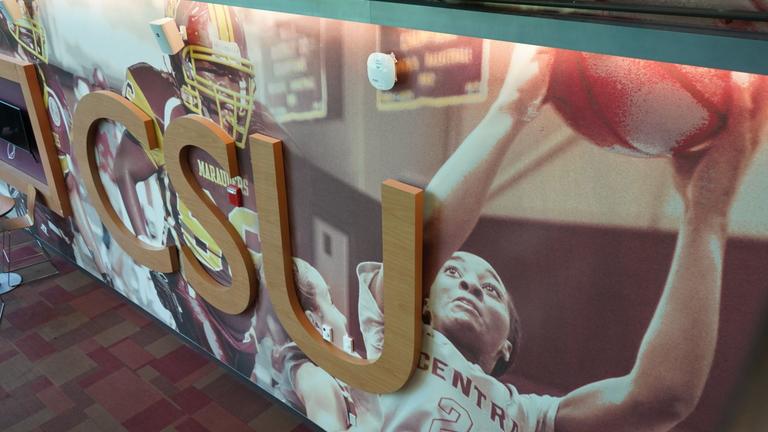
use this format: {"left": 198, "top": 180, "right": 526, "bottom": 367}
{"left": 167, "top": 0, "right": 256, "bottom": 147}
{"left": 2, "top": 0, "right": 46, "bottom": 62}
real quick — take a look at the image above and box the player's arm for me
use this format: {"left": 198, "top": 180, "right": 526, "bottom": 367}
{"left": 114, "top": 133, "right": 156, "bottom": 238}
{"left": 422, "top": 45, "right": 554, "bottom": 285}
{"left": 555, "top": 78, "right": 761, "bottom": 432}
{"left": 368, "top": 46, "right": 554, "bottom": 306}
{"left": 294, "top": 362, "right": 351, "bottom": 431}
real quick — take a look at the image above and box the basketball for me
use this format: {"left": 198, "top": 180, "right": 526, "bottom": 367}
{"left": 547, "top": 51, "right": 733, "bottom": 157}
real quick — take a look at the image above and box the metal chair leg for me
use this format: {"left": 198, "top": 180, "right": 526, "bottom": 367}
{"left": 6, "top": 230, "right": 11, "bottom": 288}
{"left": 0, "top": 230, "right": 5, "bottom": 327}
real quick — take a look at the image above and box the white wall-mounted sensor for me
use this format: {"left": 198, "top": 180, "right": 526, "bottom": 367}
{"left": 367, "top": 52, "right": 397, "bottom": 91}
{"left": 321, "top": 325, "right": 333, "bottom": 343}
{"left": 149, "top": 17, "right": 185, "bottom": 55}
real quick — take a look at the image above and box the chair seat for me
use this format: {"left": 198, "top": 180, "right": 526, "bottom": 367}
{"left": 0, "top": 272, "right": 22, "bottom": 295}
{"left": 0, "top": 195, "right": 14, "bottom": 217}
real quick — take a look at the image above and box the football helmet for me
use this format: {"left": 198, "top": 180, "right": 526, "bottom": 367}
{"left": 1, "top": 0, "right": 46, "bottom": 63}
{"left": 166, "top": 0, "right": 255, "bottom": 147}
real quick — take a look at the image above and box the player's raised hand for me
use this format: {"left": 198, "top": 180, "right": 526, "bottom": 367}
{"left": 672, "top": 75, "right": 761, "bottom": 222}
{"left": 490, "top": 44, "right": 554, "bottom": 121}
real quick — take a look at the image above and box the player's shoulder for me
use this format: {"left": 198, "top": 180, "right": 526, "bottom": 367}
{"left": 356, "top": 261, "right": 383, "bottom": 295}
{"left": 504, "top": 381, "right": 522, "bottom": 400}
{"left": 273, "top": 342, "right": 309, "bottom": 374}
{"left": 246, "top": 100, "right": 293, "bottom": 142}
{"left": 124, "top": 63, "right": 178, "bottom": 105}
{"left": 124, "top": 63, "right": 183, "bottom": 130}
{"left": 125, "top": 62, "right": 173, "bottom": 86}
{"left": 356, "top": 262, "right": 382, "bottom": 280}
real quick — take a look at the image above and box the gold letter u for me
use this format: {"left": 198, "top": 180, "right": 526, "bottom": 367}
{"left": 251, "top": 133, "right": 423, "bottom": 394}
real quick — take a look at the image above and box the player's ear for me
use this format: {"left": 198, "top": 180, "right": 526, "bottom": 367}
{"left": 499, "top": 340, "right": 513, "bottom": 363}
{"left": 421, "top": 298, "right": 432, "bottom": 324}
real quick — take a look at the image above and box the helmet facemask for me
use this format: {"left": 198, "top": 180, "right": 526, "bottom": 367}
{"left": 7, "top": 0, "right": 47, "bottom": 62}
{"left": 179, "top": 43, "right": 256, "bottom": 148}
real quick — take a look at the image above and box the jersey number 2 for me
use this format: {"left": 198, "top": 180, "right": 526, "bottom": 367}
{"left": 429, "top": 397, "right": 473, "bottom": 432}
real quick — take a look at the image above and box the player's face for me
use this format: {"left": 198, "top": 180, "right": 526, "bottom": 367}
{"left": 430, "top": 252, "right": 512, "bottom": 360}
{"left": 194, "top": 59, "right": 251, "bottom": 129}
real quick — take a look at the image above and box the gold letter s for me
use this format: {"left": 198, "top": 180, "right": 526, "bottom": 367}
{"left": 164, "top": 115, "right": 257, "bottom": 315}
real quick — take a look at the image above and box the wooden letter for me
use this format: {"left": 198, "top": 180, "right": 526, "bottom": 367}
{"left": 252, "top": 134, "right": 423, "bottom": 394}
{"left": 0, "top": 54, "right": 70, "bottom": 216}
{"left": 164, "top": 115, "right": 256, "bottom": 315}
{"left": 72, "top": 90, "right": 178, "bottom": 272}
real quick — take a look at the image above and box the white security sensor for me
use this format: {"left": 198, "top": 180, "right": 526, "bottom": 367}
{"left": 149, "top": 17, "right": 185, "bottom": 55}
{"left": 367, "top": 52, "right": 397, "bottom": 91}
{"left": 321, "top": 325, "right": 333, "bottom": 343}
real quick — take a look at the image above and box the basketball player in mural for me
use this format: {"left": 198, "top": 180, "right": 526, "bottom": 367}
{"left": 0, "top": 0, "right": 114, "bottom": 277}
{"left": 113, "top": 0, "right": 306, "bottom": 376}
{"left": 273, "top": 258, "right": 387, "bottom": 431}
{"left": 345, "top": 46, "right": 766, "bottom": 431}
{"left": 276, "top": 43, "right": 766, "bottom": 430}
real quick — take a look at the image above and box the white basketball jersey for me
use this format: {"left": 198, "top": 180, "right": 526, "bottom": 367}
{"left": 357, "top": 262, "right": 560, "bottom": 432}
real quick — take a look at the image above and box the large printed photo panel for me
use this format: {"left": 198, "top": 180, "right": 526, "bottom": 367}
{"left": 6, "top": 0, "right": 765, "bottom": 431}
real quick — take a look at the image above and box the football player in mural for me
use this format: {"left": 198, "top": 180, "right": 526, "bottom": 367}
{"left": 0, "top": 0, "right": 113, "bottom": 276}
{"left": 355, "top": 46, "right": 766, "bottom": 432}
{"left": 113, "top": 0, "right": 300, "bottom": 376}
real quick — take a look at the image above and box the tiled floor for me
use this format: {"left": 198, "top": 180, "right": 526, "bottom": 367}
{"left": 0, "top": 233, "right": 316, "bottom": 432}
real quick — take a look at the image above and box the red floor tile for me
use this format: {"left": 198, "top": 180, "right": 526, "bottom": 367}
{"left": 194, "top": 402, "right": 253, "bottom": 432}
{"left": 39, "top": 407, "right": 89, "bottom": 432}
{"left": 14, "top": 332, "right": 56, "bottom": 361}
{"left": 4, "top": 301, "right": 58, "bottom": 331}
{"left": 0, "top": 347, "right": 19, "bottom": 364}
{"left": 84, "top": 368, "right": 163, "bottom": 422}
{"left": 69, "top": 288, "right": 123, "bottom": 319}
{"left": 117, "top": 304, "right": 152, "bottom": 328}
{"left": 0, "top": 233, "right": 317, "bottom": 432}
{"left": 77, "top": 364, "right": 118, "bottom": 389}
{"left": 36, "top": 385, "right": 75, "bottom": 415}
{"left": 175, "top": 417, "right": 210, "bottom": 432}
{"left": 77, "top": 337, "right": 101, "bottom": 353}
{"left": 39, "top": 284, "right": 75, "bottom": 305}
{"left": 87, "top": 346, "right": 124, "bottom": 373}
{"left": 171, "top": 386, "right": 212, "bottom": 414}
{"left": 122, "top": 398, "right": 184, "bottom": 432}
{"left": 109, "top": 338, "right": 154, "bottom": 370}
{"left": 14, "top": 375, "right": 54, "bottom": 396}
{"left": 151, "top": 346, "right": 208, "bottom": 384}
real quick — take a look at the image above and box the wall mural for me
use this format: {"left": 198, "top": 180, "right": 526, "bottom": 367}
{"left": 0, "top": 0, "right": 767, "bottom": 431}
